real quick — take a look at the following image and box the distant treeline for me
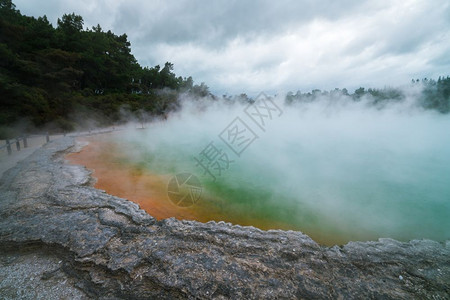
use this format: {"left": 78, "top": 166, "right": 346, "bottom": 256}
{"left": 283, "top": 77, "right": 450, "bottom": 113}
{"left": 0, "top": 0, "right": 210, "bottom": 137}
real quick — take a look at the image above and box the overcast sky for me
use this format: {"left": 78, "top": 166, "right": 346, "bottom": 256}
{"left": 14, "top": 0, "right": 450, "bottom": 96}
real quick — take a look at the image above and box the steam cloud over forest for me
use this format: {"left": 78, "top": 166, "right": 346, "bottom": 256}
{"left": 1, "top": 0, "right": 449, "bottom": 138}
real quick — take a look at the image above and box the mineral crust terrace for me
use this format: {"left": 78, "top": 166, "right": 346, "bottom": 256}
{"left": 0, "top": 137, "right": 449, "bottom": 299}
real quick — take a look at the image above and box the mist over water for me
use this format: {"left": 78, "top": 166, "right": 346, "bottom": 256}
{"left": 113, "top": 93, "right": 450, "bottom": 245}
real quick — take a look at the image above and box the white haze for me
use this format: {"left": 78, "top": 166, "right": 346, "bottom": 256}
{"left": 115, "top": 89, "right": 450, "bottom": 244}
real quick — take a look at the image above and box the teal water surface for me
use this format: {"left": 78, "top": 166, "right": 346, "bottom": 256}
{"left": 115, "top": 104, "right": 450, "bottom": 244}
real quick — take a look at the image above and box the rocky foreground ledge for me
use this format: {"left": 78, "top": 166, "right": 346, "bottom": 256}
{"left": 0, "top": 137, "right": 448, "bottom": 299}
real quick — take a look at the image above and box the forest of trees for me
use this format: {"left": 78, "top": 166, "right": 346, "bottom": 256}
{"left": 285, "top": 77, "right": 450, "bottom": 113}
{"left": 0, "top": 0, "right": 210, "bottom": 137}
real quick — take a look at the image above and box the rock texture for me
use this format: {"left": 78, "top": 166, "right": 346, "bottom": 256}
{"left": 0, "top": 137, "right": 449, "bottom": 299}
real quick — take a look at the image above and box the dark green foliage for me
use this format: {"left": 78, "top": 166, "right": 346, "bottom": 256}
{"left": 0, "top": 1, "right": 207, "bottom": 137}
{"left": 420, "top": 77, "right": 450, "bottom": 113}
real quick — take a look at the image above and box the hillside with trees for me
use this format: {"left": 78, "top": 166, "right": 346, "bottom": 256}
{"left": 0, "top": 0, "right": 209, "bottom": 136}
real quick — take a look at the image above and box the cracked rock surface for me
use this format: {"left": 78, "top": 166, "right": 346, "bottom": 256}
{"left": 0, "top": 137, "right": 449, "bottom": 299}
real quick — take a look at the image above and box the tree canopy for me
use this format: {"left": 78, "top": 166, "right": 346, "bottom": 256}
{"left": 0, "top": 0, "right": 210, "bottom": 136}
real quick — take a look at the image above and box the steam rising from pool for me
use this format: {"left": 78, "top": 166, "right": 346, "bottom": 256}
{"left": 113, "top": 93, "right": 450, "bottom": 244}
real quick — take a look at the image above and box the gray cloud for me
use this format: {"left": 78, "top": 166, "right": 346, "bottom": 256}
{"left": 113, "top": 0, "right": 368, "bottom": 47}
{"left": 14, "top": 0, "right": 450, "bottom": 95}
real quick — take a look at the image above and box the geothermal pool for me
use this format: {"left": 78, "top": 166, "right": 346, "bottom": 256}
{"left": 68, "top": 99, "right": 450, "bottom": 245}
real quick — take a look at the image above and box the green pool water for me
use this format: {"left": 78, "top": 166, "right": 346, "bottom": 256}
{"left": 113, "top": 104, "right": 450, "bottom": 245}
